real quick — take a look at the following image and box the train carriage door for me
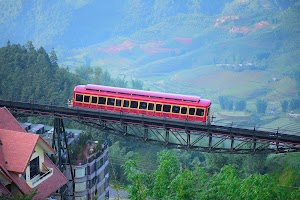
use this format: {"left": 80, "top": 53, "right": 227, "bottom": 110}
{"left": 171, "top": 105, "right": 181, "bottom": 119}
{"left": 98, "top": 96, "right": 107, "bottom": 110}
{"left": 188, "top": 106, "right": 196, "bottom": 121}
{"left": 83, "top": 95, "right": 91, "bottom": 108}
{"left": 162, "top": 104, "right": 171, "bottom": 118}
{"left": 180, "top": 106, "right": 188, "bottom": 120}
{"left": 138, "top": 101, "right": 148, "bottom": 115}
{"left": 90, "top": 96, "right": 98, "bottom": 109}
{"left": 196, "top": 107, "right": 205, "bottom": 122}
{"left": 115, "top": 98, "right": 122, "bottom": 112}
{"left": 122, "top": 99, "right": 130, "bottom": 113}
{"left": 74, "top": 93, "right": 84, "bottom": 107}
{"left": 155, "top": 103, "right": 162, "bottom": 117}
{"left": 130, "top": 100, "right": 139, "bottom": 114}
{"left": 107, "top": 97, "right": 115, "bottom": 111}
{"left": 147, "top": 102, "right": 155, "bottom": 116}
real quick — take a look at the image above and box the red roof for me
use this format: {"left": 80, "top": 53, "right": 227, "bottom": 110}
{"left": 32, "top": 156, "right": 68, "bottom": 200}
{"left": 0, "top": 129, "right": 39, "bottom": 173}
{"left": 0, "top": 107, "right": 67, "bottom": 198}
{"left": 0, "top": 107, "right": 25, "bottom": 132}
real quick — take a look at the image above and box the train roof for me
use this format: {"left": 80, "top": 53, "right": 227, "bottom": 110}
{"left": 74, "top": 84, "right": 211, "bottom": 106}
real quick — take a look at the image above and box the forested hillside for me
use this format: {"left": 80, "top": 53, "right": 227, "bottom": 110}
{"left": 0, "top": 41, "right": 80, "bottom": 103}
{"left": 1, "top": 1, "right": 300, "bottom": 199}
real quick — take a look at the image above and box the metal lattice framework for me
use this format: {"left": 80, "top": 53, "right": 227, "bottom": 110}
{"left": 1, "top": 99, "right": 300, "bottom": 154}
{"left": 76, "top": 118, "right": 299, "bottom": 154}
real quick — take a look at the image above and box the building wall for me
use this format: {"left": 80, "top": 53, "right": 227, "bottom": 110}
{"left": 25, "top": 144, "right": 45, "bottom": 183}
{"left": 64, "top": 147, "right": 109, "bottom": 200}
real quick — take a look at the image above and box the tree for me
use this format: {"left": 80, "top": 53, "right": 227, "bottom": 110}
{"left": 256, "top": 99, "right": 267, "bottom": 113}
{"left": 151, "top": 150, "right": 180, "bottom": 199}
{"left": 49, "top": 48, "right": 58, "bottom": 66}
{"left": 235, "top": 99, "right": 246, "bottom": 111}
{"left": 290, "top": 99, "right": 300, "bottom": 110}
{"left": 204, "top": 165, "right": 241, "bottom": 199}
{"left": 124, "top": 159, "right": 149, "bottom": 200}
{"left": 240, "top": 174, "right": 289, "bottom": 199}
{"left": 93, "top": 66, "right": 102, "bottom": 85}
{"left": 168, "top": 168, "right": 199, "bottom": 200}
{"left": 131, "top": 79, "right": 143, "bottom": 90}
{"left": 281, "top": 100, "right": 289, "bottom": 112}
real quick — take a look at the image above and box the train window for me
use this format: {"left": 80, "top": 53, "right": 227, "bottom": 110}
{"left": 98, "top": 97, "right": 106, "bottom": 105}
{"left": 148, "top": 103, "right": 154, "bottom": 110}
{"left": 123, "top": 100, "right": 129, "bottom": 107}
{"left": 189, "top": 107, "right": 195, "bottom": 115}
{"left": 76, "top": 94, "right": 83, "bottom": 102}
{"left": 139, "top": 102, "right": 147, "bottom": 110}
{"left": 196, "top": 108, "right": 204, "bottom": 116}
{"left": 108, "top": 98, "right": 115, "bottom": 106}
{"left": 91, "top": 96, "right": 97, "bottom": 104}
{"left": 181, "top": 107, "right": 187, "bottom": 114}
{"left": 163, "top": 104, "right": 171, "bottom": 112}
{"left": 172, "top": 106, "right": 180, "bottom": 113}
{"left": 130, "top": 101, "right": 138, "bottom": 108}
{"left": 156, "top": 104, "right": 162, "bottom": 111}
{"left": 84, "top": 95, "right": 90, "bottom": 103}
{"left": 207, "top": 107, "right": 210, "bottom": 116}
{"left": 116, "top": 99, "right": 122, "bottom": 107}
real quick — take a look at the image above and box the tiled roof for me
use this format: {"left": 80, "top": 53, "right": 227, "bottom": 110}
{"left": 0, "top": 107, "right": 25, "bottom": 132}
{"left": 33, "top": 156, "right": 68, "bottom": 200}
{"left": 0, "top": 107, "right": 68, "bottom": 198}
{"left": 0, "top": 129, "right": 39, "bottom": 173}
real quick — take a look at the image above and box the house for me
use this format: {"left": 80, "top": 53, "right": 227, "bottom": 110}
{"left": 0, "top": 107, "right": 68, "bottom": 199}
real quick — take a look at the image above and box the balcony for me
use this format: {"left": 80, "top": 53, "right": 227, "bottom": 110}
{"left": 27, "top": 163, "right": 53, "bottom": 188}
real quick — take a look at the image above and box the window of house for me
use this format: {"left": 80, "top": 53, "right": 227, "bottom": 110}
{"left": 139, "top": 102, "right": 147, "bottom": 110}
{"left": 181, "top": 107, "right": 187, "bottom": 114}
{"left": 98, "top": 97, "right": 106, "bottom": 105}
{"left": 84, "top": 95, "right": 90, "bottom": 103}
{"left": 30, "top": 157, "right": 40, "bottom": 179}
{"left": 189, "top": 107, "right": 195, "bottom": 115}
{"left": 163, "top": 104, "right": 171, "bottom": 112}
{"left": 156, "top": 104, "right": 162, "bottom": 111}
{"left": 196, "top": 108, "right": 204, "bottom": 116}
{"left": 107, "top": 98, "right": 115, "bottom": 106}
{"left": 75, "top": 94, "right": 83, "bottom": 102}
{"left": 172, "top": 106, "right": 180, "bottom": 113}
{"left": 91, "top": 96, "right": 97, "bottom": 104}
{"left": 130, "top": 101, "right": 138, "bottom": 108}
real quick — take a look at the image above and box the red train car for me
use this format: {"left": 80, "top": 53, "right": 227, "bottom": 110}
{"left": 72, "top": 84, "right": 212, "bottom": 122}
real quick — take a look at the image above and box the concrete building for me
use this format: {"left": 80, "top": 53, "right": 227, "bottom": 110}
{"left": 64, "top": 140, "right": 109, "bottom": 200}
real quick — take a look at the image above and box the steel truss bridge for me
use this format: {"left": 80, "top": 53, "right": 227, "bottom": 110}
{"left": 1, "top": 99, "right": 300, "bottom": 154}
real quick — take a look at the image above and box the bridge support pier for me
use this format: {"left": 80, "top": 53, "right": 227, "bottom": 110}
{"left": 52, "top": 118, "right": 75, "bottom": 198}
{"left": 165, "top": 128, "right": 170, "bottom": 145}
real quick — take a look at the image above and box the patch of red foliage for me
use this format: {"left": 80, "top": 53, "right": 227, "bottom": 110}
{"left": 229, "top": 26, "right": 250, "bottom": 34}
{"left": 214, "top": 15, "right": 270, "bottom": 35}
{"left": 253, "top": 21, "right": 269, "bottom": 30}
{"left": 97, "top": 40, "right": 135, "bottom": 54}
{"left": 173, "top": 37, "right": 192, "bottom": 44}
{"left": 139, "top": 40, "right": 179, "bottom": 55}
{"left": 97, "top": 39, "right": 181, "bottom": 55}
{"left": 214, "top": 15, "right": 240, "bottom": 27}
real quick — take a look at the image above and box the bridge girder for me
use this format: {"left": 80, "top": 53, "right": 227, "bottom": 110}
{"left": 1, "top": 99, "right": 300, "bottom": 154}
{"left": 76, "top": 118, "right": 299, "bottom": 154}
